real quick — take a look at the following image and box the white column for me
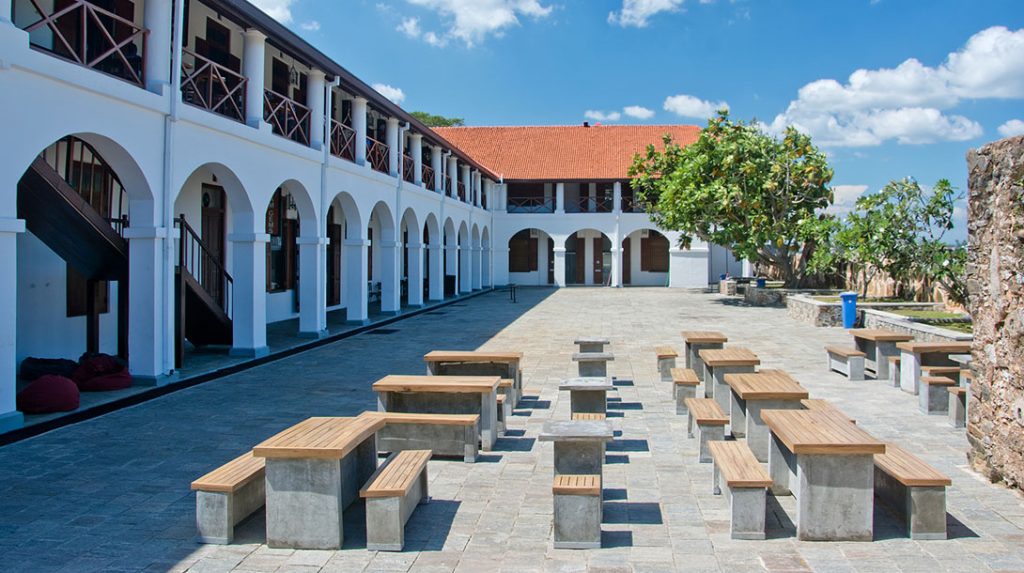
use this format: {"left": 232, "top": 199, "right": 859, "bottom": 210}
{"left": 584, "top": 235, "right": 594, "bottom": 284}
{"left": 610, "top": 246, "right": 622, "bottom": 288}
{"left": 406, "top": 240, "right": 424, "bottom": 306}
{"left": 482, "top": 180, "right": 491, "bottom": 210}
{"left": 343, "top": 238, "right": 369, "bottom": 323}
{"left": 553, "top": 246, "right": 567, "bottom": 287}
{"left": 427, "top": 244, "right": 444, "bottom": 301}
{"left": 386, "top": 117, "right": 400, "bottom": 177}
{"left": 124, "top": 227, "right": 167, "bottom": 382}
{"left": 242, "top": 30, "right": 267, "bottom": 129}
{"left": 556, "top": 182, "right": 565, "bottom": 213}
{"left": 472, "top": 247, "right": 482, "bottom": 290}
{"left": 482, "top": 245, "right": 492, "bottom": 287}
{"left": 410, "top": 134, "right": 423, "bottom": 187}
{"left": 459, "top": 243, "right": 472, "bottom": 293}
{"left": 143, "top": 0, "right": 173, "bottom": 94}
{"left": 613, "top": 181, "right": 623, "bottom": 213}
{"left": 352, "top": 97, "right": 368, "bottom": 166}
{"left": 297, "top": 236, "right": 327, "bottom": 337}
{"left": 460, "top": 165, "right": 471, "bottom": 202}
{"left": 448, "top": 157, "right": 459, "bottom": 197}
{"left": 496, "top": 183, "right": 507, "bottom": 213}
{"left": 0, "top": 218, "right": 24, "bottom": 433}
{"left": 307, "top": 70, "right": 327, "bottom": 151}
{"left": 1, "top": 0, "right": 13, "bottom": 24}
{"left": 228, "top": 233, "right": 270, "bottom": 357}
{"left": 431, "top": 147, "right": 443, "bottom": 192}
{"left": 379, "top": 239, "right": 400, "bottom": 313}
{"left": 471, "top": 171, "right": 480, "bottom": 206}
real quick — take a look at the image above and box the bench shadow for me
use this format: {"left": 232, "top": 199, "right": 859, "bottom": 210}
{"left": 945, "top": 513, "right": 979, "bottom": 539}
{"left": 474, "top": 453, "right": 503, "bottom": 463}
{"left": 502, "top": 429, "right": 526, "bottom": 438}
{"left": 511, "top": 410, "right": 533, "bottom": 417}
{"left": 605, "top": 454, "right": 630, "bottom": 464}
{"left": 607, "top": 439, "right": 650, "bottom": 453}
{"left": 600, "top": 529, "right": 633, "bottom": 548}
{"left": 405, "top": 499, "right": 462, "bottom": 551}
{"left": 603, "top": 488, "right": 628, "bottom": 501}
{"left": 611, "top": 378, "right": 634, "bottom": 387}
{"left": 517, "top": 399, "right": 551, "bottom": 410}
{"left": 492, "top": 436, "right": 536, "bottom": 452}
{"left": 764, "top": 494, "right": 796, "bottom": 539}
{"left": 607, "top": 411, "right": 625, "bottom": 418}
{"left": 607, "top": 402, "right": 644, "bottom": 411}
{"left": 607, "top": 396, "right": 622, "bottom": 403}
{"left": 601, "top": 502, "right": 664, "bottom": 525}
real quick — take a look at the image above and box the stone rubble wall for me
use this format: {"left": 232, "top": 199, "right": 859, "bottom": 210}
{"left": 965, "top": 135, "right": 1024, "bottom": 490}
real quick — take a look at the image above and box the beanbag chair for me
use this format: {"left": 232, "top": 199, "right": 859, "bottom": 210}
{"left": 20, "top": 357, "right": 77, "bottom": 381}
{"left": 72, "top": 353, "right": 128, "bottom": 386}
{"left": 17, "top": 375, "right": 80, "bottom": 414}
{"left": 77, "top": 368, "right": 132, "bottom": 392}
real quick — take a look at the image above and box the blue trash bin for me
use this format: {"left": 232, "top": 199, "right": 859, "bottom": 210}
{"left": 755, "top": 278, "right": 767, "bottom": 288}
{"left": 840, "top": 292, "right": 858, "bottom": 329}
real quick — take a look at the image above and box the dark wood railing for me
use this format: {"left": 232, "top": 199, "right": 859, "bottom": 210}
{"left": 366, "top": 137, "right": 389, "bottom": 174}
{"left": 620, "top": 195, "right": 646, "bottom": 213}
{"left": 402, "top": 154, "right": 415, "bottom": 183}
{"left": 572, "top": 194, "right": 613, "bottom": 213}
{"left": 457, "top": 181, "right": 466, "bottom": 202}
{"left": 18, "top": 0, "right": 148, "bottom": 87}
{"left": 330, "top": 119, "right": 356, "bottom": 162}
{"left": 45, "top": 136, "right": 129, "bottom": 237}
{"left": 180, "top": 48, "right": 246, "bottom": 123}
{"left": 507, "top": 196, "right": 555, "bottom": 213}
{"left": 422, "top": 165, "right": 436, "bottom": 191}
{"left": 264, "top": 89, "right": 311, "bottom": 146}
{"left": 481, "top": 188, "right": 487, "bottom": 210}
{"left": 444, "top": 176, "right": 453, "bottom": 197}
{"left": 176, "top": 214, "right": 233, "bottom": 317}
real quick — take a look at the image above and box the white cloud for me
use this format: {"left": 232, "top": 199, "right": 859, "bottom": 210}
{"left": 623, "top": 105, "right": 655, "bottom": 119}
{"left": 769, "top": 26, "right": 1024, "bottom": 147}
{"left": 608, "top": 0, "right": 684, "bottom": 28}
{"left": 372, "top": 83, "right": 406, "bottom": 104}
{"left": 397, "top": 17, "right": 421, "bottom": 38}
{"left": 998, "top": 119, "right": 1024, "bottom": 138}
{"left": 663, "top": 94, "right": 729, "bottom": 119}
{"left": 300, "top": 20, "right": 320, "bottom": 31}
{"left": 250, "top": 0, "right": 297, "bottom": 24}
{"left": 584, "top": 110, "right": 621, "bottom": 122}
{"left": 828, "top": 184, "right": 868, "bottom": 216}
{"left": 402, "top": 0, "right": 553, "bottom": 48}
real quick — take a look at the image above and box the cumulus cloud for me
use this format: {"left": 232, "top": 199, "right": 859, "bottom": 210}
{"left": 608, "top": 0, "right": 684, "bottom": 27}
{"left": 663, "top": 94, "right": 729, "bottom": 119}
{"left": 768, "top": 26, "right": 1024, "bottom": 147}
{"left": 397, "top": 17, "right": 422, "bottom": 38}
{"left": 998, "top": 119, "right": 1024, "bottom": 138}
{"left": 300, "top": 20, "right": 320, "bottom": 31}
{"left": 250, "top": 0, "right": 297, "bottom": 24}
{"left": 624, "top": 105, "right": 656, "bottom": 119}
{"left": 828, "top": 184, "right": 869, "bottom": 216}
{"left": 401, "top": 0, "right": 553, "bottom": 48}
{"left": 584, "top": 110, "right": 622, "bottom": 122}
{"left": 372, "top": 83, "right": 406, "bottom": 104}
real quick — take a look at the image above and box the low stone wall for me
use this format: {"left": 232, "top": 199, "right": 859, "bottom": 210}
{"left": 861, "top": 309, "right": 972, "bottom": 342}
{"left": 786, "top": 295, "right": 944, "bottom": 328}
{"left": 743, "top": 286, "right": 787, "bottom": 307}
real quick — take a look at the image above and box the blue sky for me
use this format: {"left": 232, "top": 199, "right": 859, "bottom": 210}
{"left": 255, "top": 0, "right": 1024, "bottom": 242}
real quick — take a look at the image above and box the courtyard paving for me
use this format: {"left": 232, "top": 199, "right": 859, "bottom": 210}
{"left": 1, "top": 287, "right": 1023, "bottom": 573}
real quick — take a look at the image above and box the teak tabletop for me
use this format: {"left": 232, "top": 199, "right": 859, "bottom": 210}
{"left": 680, "top": 331, "right": 728, "bottom": 344}
{"left": 724, "top": 371, "right": 808, "bottom": 400}
{"left": 372, "top": 375, "right": 501, "bottom": 393}
{"left": 761, "top": 410, "right": 885, "bottom": 455}
{"left": 252, "top": 416, "right": 385, "bottom": 460}
{"left": 895, "top": 341, "right": 972, "bottom": 354}
{"left": 424, "top": 350, "right": 523, "bottom": 363}
{"left": 699, "top": 347, "right": 761, "bottom": 367}
{"left": 849, "top": 329, "right": 914, "bottom": 342}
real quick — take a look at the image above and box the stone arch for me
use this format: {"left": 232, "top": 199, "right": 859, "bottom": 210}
{"left": 565, "top": 228, "right": 613, "bottom": 286}
{"left": 507, "top": 228, "right": 554, "bottom": 286}
{"left": 620, "top": 228, "right": 671, "bottom": 286}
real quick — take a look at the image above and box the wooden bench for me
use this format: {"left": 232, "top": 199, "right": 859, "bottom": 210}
{"left": 948, "top": 387, "right": 967, "bottom": 428}
{"left": 671, "top": 367, "right": 700, "bottom": 414}
{"left": 360, "top": 449, "right": 431, "bottom": 551}
{"left": 709, "top": 441, "right": 771, "bottom": 540}
{"left": 571, "top": 412, "right": 607, "bottom": 421}
{"left": 367, "top": 412, "right": 479, "bottom": 463}
{"left": 800, "top": 399, "right": 856, "bottom": 423}
{"left": 825, "top": 345, "right": 866, "bottom": 381}
{"left": 684, "top": 398, "right": 728, "bottom": 462}
{"left": 552, "top": 474, "right": 602, "bottom": 549}
{"left": 921, "top": 365, "right": 960, "bottom": 377}
{"left": 656, "top": 346, "right": 678, "bottom": 382}
{"left": 920, "top": 376, "right": 957, "bottom": 415}
{"left": 888, "top": 356, "right": 902, "bottom": 387}
{"left": 896, "top": 341, "right": 971, "bottom": 396}
{"left": 874, "top": 445, "right": 951, "bottom": 540}
{"left": 191, "top": 451, "right": 266, "bottom": 544}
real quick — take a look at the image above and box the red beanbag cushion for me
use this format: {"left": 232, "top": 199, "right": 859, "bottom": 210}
{"left": 17, "top": 375, "right": 80, "bottom": 414}
{"left": 72, "top": 354, "right": 125, "bottom": 385}
{"left": 77, "top": 368, "right": 132, "bottom": 392}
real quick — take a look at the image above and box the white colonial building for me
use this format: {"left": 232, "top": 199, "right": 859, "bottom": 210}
{"left": 0, "top": 0, "right": 740, "bottom": 432}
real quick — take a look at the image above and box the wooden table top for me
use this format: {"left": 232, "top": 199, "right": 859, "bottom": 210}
{"left": 424, "top": 350, "right": 523, "bottom": 363}
{"left": 373, "top": 375, "right": 501, "bottom": 393}
{"left": 724, "top": 371, "right": 808, "bottom": 400}
{"left": 849, "top": 329, "right": 914, "bottom": 342}
{"left": 253, "top": 416, "right": 385, "bottom": 460}
{"left": 761, "top": 410, "right": 885, "bottom": 455}
{"left": 681, "top": 331, "right": 728, "bottom": 344}
{"left": 895, "top": 341, "right": 972, "bottom": 354}
{"left": 699, "top": 347, "right": 761, "bottom": 367}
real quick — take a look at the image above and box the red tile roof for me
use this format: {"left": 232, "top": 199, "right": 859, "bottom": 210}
{"left": 432, "top": 124, "right": 701, "bottom": 181}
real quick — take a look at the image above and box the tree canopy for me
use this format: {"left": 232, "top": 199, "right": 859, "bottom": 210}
{"left": 410, "top": 111, "right": 465, "bottom": 127}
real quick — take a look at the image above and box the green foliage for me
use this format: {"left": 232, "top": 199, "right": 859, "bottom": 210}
{"left": 410, "top": 111, "right": 465, "bottom": 127}
{"left": 628, "top": 110, "right": 835, "bottom": 286}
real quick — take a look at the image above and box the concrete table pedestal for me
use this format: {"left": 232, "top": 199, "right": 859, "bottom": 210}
{"left": 724, "top": 370, "right": 808, "bottom": 456}
{"left": 424, "top": 351, "right": 523, "bottom": 407}
{"left": 850, "top": 330, "right": 913, "bottom": 380}
{"left": 681, "top": 331, "right": 728, "bottom": 388}
{"left": 574, "top": 337, "right": 610, "bottom": 354}
{"left": 896, "top": 342, "right": 971, "bottom": 396}
{"left": 572, "top": 352, "right": 614, "bottom": 378}
{"left": 539, "top": 420, "right": 614, "bottom": 479}
{"left": 709, "top": 365, "right": 755, "bottom": 421}
{"left": 560, "top": 377, "right": 613, "bottom": 416}
{"left": 700, "top": 348, "right": 761, "bottom": 411}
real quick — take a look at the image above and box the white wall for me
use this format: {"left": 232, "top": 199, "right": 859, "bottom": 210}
{"left": 708, "top": 243, "right": 743, "bottom": 282}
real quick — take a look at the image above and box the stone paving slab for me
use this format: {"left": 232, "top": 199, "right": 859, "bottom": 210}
{"left": 1, "top": 288, "right": 1023, "bottom": 572}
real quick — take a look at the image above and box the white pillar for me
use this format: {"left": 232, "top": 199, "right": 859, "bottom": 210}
{"left": 460, "top": 165, "right": 471, "bottom": 202}
{"left": 242, "top": 30, "right": 267, "bottom": 128}
{"left": 584, "top": 234, "right": 594, "bottom": 284}
{"left": 496, "top": 183, "right": 507, "bottom": 213}
{"left": 427, "top": 244, "right": 444, "bottom": 301}
{"left": 459, "top": 244, "right": 472, "bottom": 293}
{"left": 386, "top": 117, "right": 400, "bottom": 177}
{"left": 610, "top": 246, "right": 622, "bottom": 288}
{"left": 406, "top": 240, "right": 424, "bottom": 306}
{"left": 613, "top": 181, "right": 623, "bottom": 213}
{"left": 297, "top": 236, "right": 327, "bottom": 337}
{"left": 482, "top": 245, "right": 492, "bottom": 287}
{"left": 307, "top": 70, "right": 327, "bottom": 151}
{"left": 352, "top": 97, "right": 368, "bottom": 166}
{"left": 1, "top": 0, "right": 13, "bottom": 24}
{"left": 0, "top": 218, "right": 24, "bottom": 433}
{"left": 229, "top": 233, "right": 270, "bottom": 357}
{"left": 471, "top": 171, "right": 480, "bottom": 206}
{"left": 143, "top": 0, "right": 173, "bottom": 94}
{"left": 553, "top": 246, "right": 567, "bottom": 287}
{"left": 448, "top": 157, "right": 459, "bottom": 198}
{"left": 431, "top": 147, "right": 443, "bottom": 192}
{"left": 556, "top": 182, "right": 565, "bottom": 213}
{"left": 124, "top": 227, "right": 167, "bottom": 382}
{"left": 410, "top": 134, "right": 423, "bottom": 187}
{"left": 343, "top": 237, "right": 369, "bottom": 323}
{"left": 472, "top": 246, "right": 482, "bottom": 290}
{"left": 379, "top": 239, "right": 400, "bottom": 313}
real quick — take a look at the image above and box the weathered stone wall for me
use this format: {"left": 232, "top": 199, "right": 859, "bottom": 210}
{"left": 965, "top": 135, "right": 1024, "bottom": 490}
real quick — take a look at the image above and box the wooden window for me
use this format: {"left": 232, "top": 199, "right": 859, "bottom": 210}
{"left": 266, "top": 189, "right": 296, "bottom": 292}
{"left": 640, "top": 232, "right": 669, "bottom": 272}
{"left": 67, "top": 268, "right": 109, "bottom": 317}
{"left": 197, "top": 18, "right": 240, "bottom": 72}
{"left": 508, "top": 230, "right": 537, "bottom": 273}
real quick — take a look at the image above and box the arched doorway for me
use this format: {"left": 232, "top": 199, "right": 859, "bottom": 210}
{"left": 621, "top": 228, "right": 670, "bottom": 286}
{"left": 508, "top": 228, "right": 554, "bottom": 286}
{"left": 565, "top": 230, "right": 611, "bottom": 286}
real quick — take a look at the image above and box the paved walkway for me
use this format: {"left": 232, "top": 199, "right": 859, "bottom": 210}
{"left": 1, "top": 288, "right": 1022, "bottom": 573}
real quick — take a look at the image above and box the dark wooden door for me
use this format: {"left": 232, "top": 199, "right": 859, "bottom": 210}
{"left": 593, "top": 238, "right": 604, "bottom": 286}
{"left": 622, "top": 237, "right": 631, "bottom": 285}
{"left": 201, "top": 184, "right": 226, "bottom": 305}
{"left": 575, "top": 236, "right": 586, "bottom": 284}
{"left": 327, "top": 222, "right": 342, "bottom": 306}
{"left": 547, "top": 238, "right": 555, "bottom": 284}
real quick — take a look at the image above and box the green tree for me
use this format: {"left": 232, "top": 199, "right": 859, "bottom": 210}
{"left": 410, "top": 111, "right": 464, "bottom": 127}
{"left": 628, "top": 111, "right": 835, "bottom": 287}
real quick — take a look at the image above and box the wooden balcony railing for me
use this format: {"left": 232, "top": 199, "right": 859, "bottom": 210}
{"left": 46, "top": 135, "right": 130, "bottom": 238}
{"left": 481, "top": 189, "right": 487, "bottom": 210}
{"left": 620, "top": 195, "right": 647, "bottom": 213}
{"left": 445, "top": 176, "right": 453, "bottom": 197}
{"left": 264, "top": 89, "right": 311, "bottom": 146}
{"left": 402, "top": 154, "right": 415, "bottom": 183}
{"left": 366, "top": 137, "right": 389, "bottom": 174}
{"left": 330, "top": 119, "right": 356, "bottom": 162}
{"left": 571, "top": 195, "right": 614, "bottom": 213}
{"left": 507, "top": 196, "right": 555, "bottom": 213}
{"left": 181, "top": 48, "right": 246, "bottom": 123}
{"left": 422, "top": 165, "right": 436, "bottom": 191}
{"left": 457, "top": 182, "right": 466, "bottom": 202}
{"left": 177, "top": 214, "right": 233, "bottom": 317}
{"left": 18, "top": 0, "right": 148, "bottom": 87}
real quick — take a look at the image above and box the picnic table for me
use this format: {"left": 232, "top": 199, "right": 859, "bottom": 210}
{"left": 574, "top": 337, "right": 610, "bottom": 353}
{"left": 896, "top": 341, "right": 972, "bottom": 395}
{"left": 559, "top": 377, "right": 613, "bottom": 416}
{"left": 539, "top": 420, "right": 614, "bottom": 480}
{"left": 373, "top": 375, "right": 501, "bottom": 451}
{"left": 762, "top": 409, "right": 885, "bottom": 541}
{"left": 680, "top": 331, "right": 727, "bottom": 385}
{"left": 253, "top": 415, "right": 385, "bottom": 549}
{"left": 723, "top": 370, "right": 808, "bottom": 461}
{"left": 699, "top": 348, "right": 760, "bottom": 413}
{"left": 849, "top": 329, "right": 913, "bottom": 380}
{"left": 424, "top": 350, "right": 523, "bottom": 406}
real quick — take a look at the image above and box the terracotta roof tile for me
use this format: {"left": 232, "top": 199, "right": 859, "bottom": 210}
{"left": 433, "top": 124, "right": 700, "bottom": 181}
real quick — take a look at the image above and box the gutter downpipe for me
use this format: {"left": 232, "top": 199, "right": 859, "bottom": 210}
{"left": 162, "top": 0, "right": 185, "bottom": 374}
{"left": 321, "top": 77, "right": 338, "bottom": 332}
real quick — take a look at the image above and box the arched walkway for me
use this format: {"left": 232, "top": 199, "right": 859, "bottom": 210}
{"left": 507, "top": 228, "right": 554, "bottom": 286}
{"left": 443, "top": 218, "right": 457, "bottom": 298}
{"left": 471, "top": 224, "right": 482, "bottom": 290}
{"left": 457, "top": 221, "right": 471, "bottom": 294}
{"left": 423, "top": 213, "right": 442, "bottom": 301}
{"left": 621, "top": 228, "right": 670, "bottom": 287}
{"left": 369, "top": 202, "right": 399, "bottom": 313}
{"left": 400, "top": 208, "right": 423, "bottom": 307}
{"left": 565, "top": 229, "right": 612, "bottom": 286}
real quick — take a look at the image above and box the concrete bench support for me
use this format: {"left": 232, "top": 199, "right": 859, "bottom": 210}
{"left": 685, "top": 398, "right": 728, "bottom": 463}
{"left": 572, "top": 352, "right": 614, "bottom": 377}
{"left": 826, "top": 347, "right": 865, "bottom": 381}
{"left": 656, "top": 347, "right": 678, "bottom": 382}
{"left": 888, "top": 357, "right": 902, "bottom": 388}
{"left": 948, "top": 387, "right": 966, "bottom": 428}
{"left": 874, "top": 445, "right": 950, "bottom": 540}
{"left": 920, "top": 376, "right": 955, "bottom": 415}
{"left": 553, "top": 475, "right": 602, "bottom": 549}
{"left": 361, "top": 451, "right": 430, "bottom": 552}
{"left": 194, "top": 482, "right": 265, "bottom": 544}
{"left": 374, "top": 415, "right": 479, "bottom": 463}
{"left": 710, "top": 442, "right": 769, "bottom": 540}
